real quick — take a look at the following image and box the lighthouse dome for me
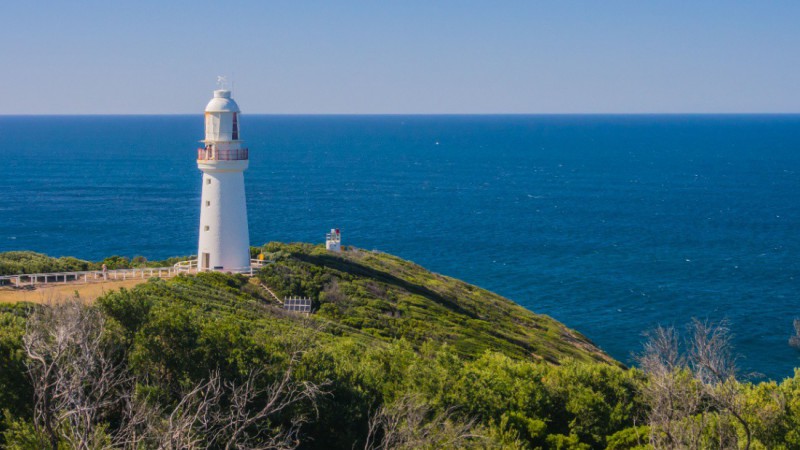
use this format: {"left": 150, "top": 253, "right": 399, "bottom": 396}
{"left": 205, "top": 90, "right": 241, "bottom": 113}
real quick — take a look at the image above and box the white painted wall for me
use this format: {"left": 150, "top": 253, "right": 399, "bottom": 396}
{"left": 204, "top": 111, "right": 237, "bottom": 142}
{"left": 204, "top": 90, "right": 241, "bottom": 143}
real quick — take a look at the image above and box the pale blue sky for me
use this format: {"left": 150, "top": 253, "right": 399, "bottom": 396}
{"left": 1, "top": 1, "right": 798, "bottom": 114}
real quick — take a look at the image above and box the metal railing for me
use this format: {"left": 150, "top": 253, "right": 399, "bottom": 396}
{"left": 197, "top": 148, "right": 249, "bottom": 161}
{"left": 174, "top": 258, "right": 271, "bottom": 276}
{"left": 251, "top": 258, "right": 269, "bottom": 269}
{"left": 174, "top": 260, "right": 198, "bottom": 270}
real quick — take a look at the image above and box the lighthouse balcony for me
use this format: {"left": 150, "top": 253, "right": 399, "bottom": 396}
{"left": 197, "top": 148, "right": 249, "bottom": 161}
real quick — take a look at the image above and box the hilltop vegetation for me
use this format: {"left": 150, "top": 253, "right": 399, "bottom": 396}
{"left": 0, "top": 243, "right": 799, "bottom": 449}
{"left": 256, "top": 242, "right": 613, "bottom": 364}
{"left": 0, "top": 251, "right": 188, "bottom": 276}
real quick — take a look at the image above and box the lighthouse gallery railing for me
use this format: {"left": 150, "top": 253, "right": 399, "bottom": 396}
{"left": 197, "top": 148, "right": 249, "bottom": 161}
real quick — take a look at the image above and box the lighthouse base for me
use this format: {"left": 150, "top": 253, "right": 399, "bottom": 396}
{"left": 197, "top": 169, "right": 251, "bottom": 272}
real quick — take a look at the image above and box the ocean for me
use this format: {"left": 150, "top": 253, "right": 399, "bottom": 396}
{"left": 1, "top": 114, "right": 799, "bottom": 380}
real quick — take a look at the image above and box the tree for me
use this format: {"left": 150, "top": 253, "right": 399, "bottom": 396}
{"left": 22, "top": 299, "right": 328, "bottom": 450}
{"left": 152, "top": 364, "right": 326, "bottom": 450}
{"left": 363, "top": 394, "right": 481, "bottom": 450}
{"left": 638, "top": 326, "right": 706, "bottom": 449}
{"left": 639, "top": 320, "right": 754, "bottom": 450}
{"left": 689, "top": 319, "right": 752, "bottom": 450}
{"left": 23, "top": 299, "right": 128, "bottom": 449}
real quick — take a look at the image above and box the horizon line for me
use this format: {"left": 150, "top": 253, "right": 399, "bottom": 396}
{"left": 2, "top": 112, "right": 800, "bottom": 117}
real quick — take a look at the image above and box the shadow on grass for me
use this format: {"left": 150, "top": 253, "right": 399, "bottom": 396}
{"left": 293, "top": 252, "right": 481, "bottom": 321}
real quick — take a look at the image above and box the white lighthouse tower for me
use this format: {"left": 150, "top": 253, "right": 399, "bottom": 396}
{"left": 196, "top": 86, "right": 251, "bottom": 272}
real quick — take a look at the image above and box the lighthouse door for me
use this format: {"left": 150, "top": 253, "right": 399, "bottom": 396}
{"left": 201, "top": 253, "right": 210, "bottom": 271}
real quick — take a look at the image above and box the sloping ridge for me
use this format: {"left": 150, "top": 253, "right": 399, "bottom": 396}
{"left": 260, "top": 243, "right": 617, "bottom": 366}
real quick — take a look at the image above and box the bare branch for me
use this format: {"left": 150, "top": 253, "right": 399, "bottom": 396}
{"left": 24, "top": 299, "right": 129, "bottom": 450}
{"left": 364, "top": 394, "right": 482, "bottom": 450}
{"left": 638, "top": 325, "right": 706, "bottom": 449}
{"left": 688, "top": 319, "right": 737, "bottom": 384}
{"left": 21, "top": 297, "right": 330, "bottom": 450}
{"left": 640, "top": 320, "right": 753, "bottom": 450}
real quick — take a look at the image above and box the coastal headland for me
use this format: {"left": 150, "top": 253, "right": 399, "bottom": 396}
{"left": 2, "top": 243, "right": 800, "bottom": 448}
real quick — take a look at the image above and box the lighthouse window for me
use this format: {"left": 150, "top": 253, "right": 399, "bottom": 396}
{"left": 206, "top": 200, "right": 211, "bottom": 207}
{"left": 204, "top": 225, "right": 210, "bottom": 231}
{"left": 232, "top": 113, "right": 239, "bottom": 140}
{"left": 206, "top": 178, "right": 211, "bottom": 185}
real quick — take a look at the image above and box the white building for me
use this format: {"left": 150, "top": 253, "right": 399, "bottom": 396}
{"left": 326, "top": 229, "right": 341, "bottom": 252}
{"left": 197, "top": 89, "right": 251, "bottom": 272}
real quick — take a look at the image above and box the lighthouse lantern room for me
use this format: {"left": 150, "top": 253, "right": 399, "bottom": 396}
{"left": 197, "top": 87, "right": 251, "bottom": 272}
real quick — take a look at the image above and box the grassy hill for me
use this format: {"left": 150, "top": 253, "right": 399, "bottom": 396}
{"left": 256, "top": 242, "right": 614, "bottom": 365}
{"left": 0, "top": 244, "right": 614, "bottom": 365}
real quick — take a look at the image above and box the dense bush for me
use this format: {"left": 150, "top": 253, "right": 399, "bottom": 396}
{"left": 0, "top": 251, "right": 94, "bottom": 275}
{"left": 0, "top": 251, "right": 191, "bottom": 275}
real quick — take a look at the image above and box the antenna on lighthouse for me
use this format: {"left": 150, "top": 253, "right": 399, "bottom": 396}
{"left": 216, "top": 75, "right": 229, "bottom": 90}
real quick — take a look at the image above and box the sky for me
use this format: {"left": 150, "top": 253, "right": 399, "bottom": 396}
{"left": 1, "top": 1, "right": 798, "bottom": 114}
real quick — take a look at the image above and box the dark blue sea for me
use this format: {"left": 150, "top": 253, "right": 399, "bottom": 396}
{"left": 1, "top": 115, "right": 799, "bottom": 380}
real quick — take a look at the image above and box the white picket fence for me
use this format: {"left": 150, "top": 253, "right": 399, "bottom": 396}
{"left": 0, "top": 266, "right": 193, "bottom": 288}
{"left": 0, "top": 258, "right": 271, "bottom": 288}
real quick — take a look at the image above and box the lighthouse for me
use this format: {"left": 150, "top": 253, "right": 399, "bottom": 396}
{"left": 325, "top": 229, "right": 342, "bottom": 253}
{"left": 196, "top": 88, "right": 251, "bottom": 272}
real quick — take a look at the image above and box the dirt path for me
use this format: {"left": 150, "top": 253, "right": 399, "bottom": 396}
{"left": 0, "top": 279, "right": 147, "bottom": 304}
